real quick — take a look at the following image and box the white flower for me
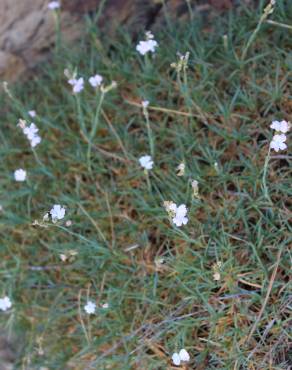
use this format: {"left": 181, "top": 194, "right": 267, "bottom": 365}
{"left": 68, "top": 77, "right": 84, "bottom": 93}
{"left": 178, "top": 349, "right": 190, "bottom": 362}
{"left": 136, "top": 40, "right": 158, "bottom": 55}
{"left": 213, "top": 271, "right": 221, "bottom": 281}
{"left": 84, "top": 301, "right": 96, "bottom": 314}
{"left": 176, "top": 163, "right": 185, "bottom": 176}
{"left": 139, "top": 155, "right": 154, "bottom": 170}
{"left": 50, "top": 204, "right": 66, "bottom": 221}
{"left": 172, "top": 349, "right": 190, "bottom": 366}
{"left": 48, "top": 1, "right": 60, "bottom": 10}
{"left": 17, "top": 119, "right": 26, "bottom": 130}
{"left": 142, "top": 100, "right": 149, "bottom": 108}
{"left": 23, "top": 123, "right": 38, "bottom": 140}
{"left": 28, "top": 110, "right": 36, "bottom": 118}
{"left": 14, "top": 169, "right": 26, "bottom": 182}
{"left": 43, "top": 213, "right": 49, "bottom": 221}
{"left": 270, "top": 134, "right": 287, "bottom": 152}
{"left": 101, "top": 302, "right": 109, "bottom": 309}
{"left": 136, "top": 31, "right": 158, "bottom": 55}
{"left": 0, "top": 296, "right": 12, "bottom": 311}
{"left": 172, "top": 353, "right": 181, "bottom": 366}
{"left": 22, "top": 122, "right": 41, "bottom": 148}
{"left": 164, "top": 201, "right": 177, "bottom": 216}
{"left": 270, "top": 120, "right": 290, "bottom": 134}
{"left": 164, "top": 202, "right": 189, "bottom": 226}
{"left": 145, "top": 31, "right": 154, "bottom": 39}
{"left": 89, "top": 74, "right": 103, "bottom": 88}
{"left": 191, "top": 180, "right": 199, "bottom": 197}
{"left": 172, "top": 204, "right": 188, "bottom": 227}
{"left": 30, "top": 134, "right": 42, "bottom": 148}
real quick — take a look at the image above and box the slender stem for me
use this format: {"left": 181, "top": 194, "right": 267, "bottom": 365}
{"left": 265, "top": 19, "right": 292, "bottom": 30}
{"left": 144, "top": 110, "right": 154, "bottom": 158}
{"left": 145, "top": 170, "right": 152, "bottom": 194}
{"left": 185, "top": 0, "right": 194, "bottom": 21}
{"left": 87, "top": 91, "right": 105, "bottom": 170}
{"left": 76, "top": 95, "right": 86, "bottom": 136}
{"left": 32, "top": 148, "right": 53, "bottom": 177}
{"left": 262, "top": 147, "right": 272, "bottom": 203}
{"left": 241, "top": 1, "right": 275, "bottom": 61}
{"left": 91, "top": 91, "right": 105, "bottom": 140}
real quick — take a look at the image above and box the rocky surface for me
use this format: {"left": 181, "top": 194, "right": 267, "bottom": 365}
{"left": 0, "top": 0, "right": 241, "bottom": 82}
{"left": 0, "top": 332, "right": 15, "bottom": 370}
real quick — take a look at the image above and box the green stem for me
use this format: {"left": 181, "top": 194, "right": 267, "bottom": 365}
{"left": 144, "top": 110, "right": 154, "bottom": 158}
{"left": 145, "top": 170, "right": 152, "bottom": 194}
{"left": 241, "top": 2, "right": 274, "bottom": 61}
{"left": 76, "top": 95, "right": 86, "bottom": 136}
{"left": 262, "top": 147, "right": 272, "bottom": 203}
{"left": 87, "top": 91, "right": 105, "bottom": 170}
{"left": 32, "top": 149, "right": 53, "bottom": 177}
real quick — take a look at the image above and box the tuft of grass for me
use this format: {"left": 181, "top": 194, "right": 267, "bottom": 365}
{"left": 0, "top": 1, "right": 291, "bottom": 368}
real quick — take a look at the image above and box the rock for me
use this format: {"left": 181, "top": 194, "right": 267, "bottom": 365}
{"left": 0, "top": 0, "right": 241, "bottom": 81}
{"left": 0, "top": 0, "right": 87, "bottom": 81}
{"left": 0, "top": 332, "right": 16, "bottom": 370}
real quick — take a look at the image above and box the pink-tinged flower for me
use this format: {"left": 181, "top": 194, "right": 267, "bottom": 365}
{"left": 89, "top": 74, "right": 103, "bottom": 88}
{"left": 270, "top": 134, "right": 287, "bottom": 152}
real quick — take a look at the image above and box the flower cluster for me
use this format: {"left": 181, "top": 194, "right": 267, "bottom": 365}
{"left": 172, "top": 349, "right": 190, "bottom": 366}
{"left": 270, "top": 120, "right": 290, "bottom": 152}
{"left": 18, "top": 119, "right": 41, "bottom": 148}
{"left": 0, "top": 296, "right": 12, "bottom": 311}
{"left": 136, "top": 31, "right": 158, "bottom": 55}
{"left": 67, "top": 72, "right": 108, "bottom": 93}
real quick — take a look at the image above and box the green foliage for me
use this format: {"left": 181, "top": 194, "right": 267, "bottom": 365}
{"left": 0, "top": 1, "right": 291, "bottom": 368}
